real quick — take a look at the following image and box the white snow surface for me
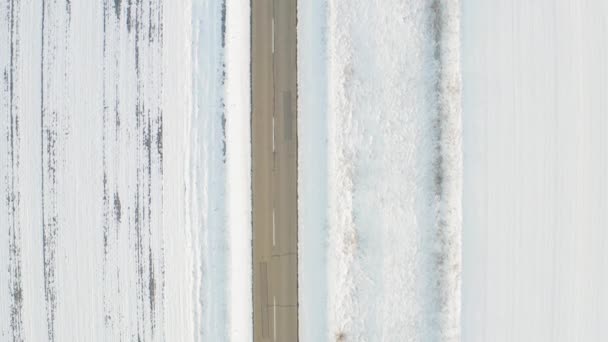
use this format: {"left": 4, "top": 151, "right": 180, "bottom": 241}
{"left": 298, "top": 0, "right": 462, "bottom": 341}
{"left": 462, "top": 1, "right": 608, "bottom": 341}
{"left": 223, "top": 0, "right": 252, "bottom": 340}
{"left": 190, "top": 0, "right": 227, "bottom": 340}
{"left": 0, "top": 0, "right": 251, "bottom": 341}
{"left": 190, "top": 0, "right": 251, "bottom": 341}
{"left": 0, "top": 1, "right": 189, "bottom": 340}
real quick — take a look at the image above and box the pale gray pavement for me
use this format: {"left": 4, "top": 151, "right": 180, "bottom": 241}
{"left": 252, "top": 0, "right": 298, "bottom": 341}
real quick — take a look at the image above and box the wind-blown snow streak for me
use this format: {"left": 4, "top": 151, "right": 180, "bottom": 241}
{"left": 299, "top": 0, "right": 461, "bottom": 340}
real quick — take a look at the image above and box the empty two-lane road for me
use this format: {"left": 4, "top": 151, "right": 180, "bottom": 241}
{"left": 252, "top": 0, "right": 298, "bottom": 341}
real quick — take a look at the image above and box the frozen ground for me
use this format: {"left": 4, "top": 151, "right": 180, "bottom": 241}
{"left": 298, "top": 0, "right": 461, "bottom": 341}
{"left": 0, "top": 0, "right": 250, "bottom": 341}
{"left": 462, "top": 1, "right": 608, "bottom": 341}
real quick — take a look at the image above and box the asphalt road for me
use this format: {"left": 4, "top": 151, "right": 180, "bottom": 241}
{"left": 251, "top": 0, "right": 298, "bottom": 341}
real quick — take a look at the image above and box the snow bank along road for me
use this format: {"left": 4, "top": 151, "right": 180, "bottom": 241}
{"left": 251, "top": 0, "right": 298, "bottom": 341}
{"left": 463, "top": 1, "right": 608, "bottom": 341}
{"left": 0, "top": 0, "right": 251, "bottom": 341}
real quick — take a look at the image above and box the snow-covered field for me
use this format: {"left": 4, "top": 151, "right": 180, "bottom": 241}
{"left": 298, "top": 0, "right": 461, "bottom": 341}
{"left": 0, "top": 0, "right": 250, "bottom": 341}
{"left": 462, "top": 1, "right": 608, "bottom": 341}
